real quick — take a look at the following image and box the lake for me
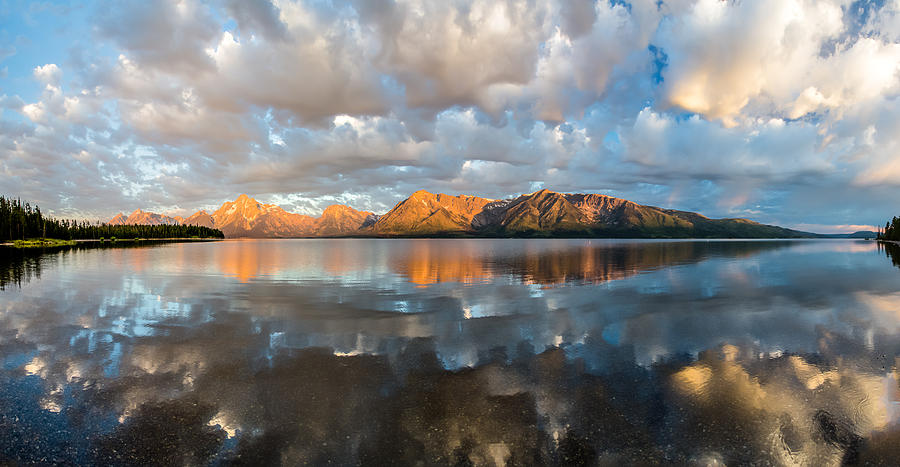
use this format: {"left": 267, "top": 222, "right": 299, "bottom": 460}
{"left": 2, "top": 238, "right": 900, "bottom": 464}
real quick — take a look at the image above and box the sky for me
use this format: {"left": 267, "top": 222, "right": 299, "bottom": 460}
{"left": 1, "top": 0, "right": 899, "bottom": 233}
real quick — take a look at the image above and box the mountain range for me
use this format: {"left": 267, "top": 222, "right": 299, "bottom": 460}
{"left": 107, "top": 190, "right": 836, "bottom": 239}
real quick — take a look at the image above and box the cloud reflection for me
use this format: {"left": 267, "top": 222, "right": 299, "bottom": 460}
{"left": 1, "top": 239, "right": 900, "bottom": 464}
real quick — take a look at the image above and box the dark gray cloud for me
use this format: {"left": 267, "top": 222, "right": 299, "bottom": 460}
{"left": 95, "top": 0, "right": 220, "bottom": 74}
{"left": 223, "top": 0, "right": 289, "bottom": 41}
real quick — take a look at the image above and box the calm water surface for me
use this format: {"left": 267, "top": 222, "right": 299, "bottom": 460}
{"left": 2, "top": 239, "right": 900, "bottom": 464}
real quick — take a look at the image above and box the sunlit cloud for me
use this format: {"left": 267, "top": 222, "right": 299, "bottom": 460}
{"left": 0, "top": 0, "right": 899, "bottom": 231}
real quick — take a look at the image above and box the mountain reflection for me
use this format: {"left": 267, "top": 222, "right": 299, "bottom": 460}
{"left": 498, "top": 240, "right": 793, "bottom": 285}
{"left": 170, "top": 238, "right": 797, "bottom": 286}
{"left": 389, "top": 239, "right": 797, "bottom": 286}
{"left": 2, "top": 239, "right": 900, "bottom": 464}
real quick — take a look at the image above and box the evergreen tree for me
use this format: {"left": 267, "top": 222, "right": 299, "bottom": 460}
{"left": 0, "top": 195, "right": 224, "bottom": 242}
{"left": 878, "top": 216, "right": 900, "bottom": 241}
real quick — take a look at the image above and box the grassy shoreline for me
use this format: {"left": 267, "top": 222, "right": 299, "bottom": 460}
{"left": 1, "top": 237, "right": 223, "bottom": 249}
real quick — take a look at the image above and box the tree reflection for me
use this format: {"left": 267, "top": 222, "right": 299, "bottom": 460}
{"left": 0, "top": 248, "right": 42, "bottom": 290}
{"left": 881, "top": 241, "right": 900, "bottom": 269}
{"left": 0, "top": 241, "right": 199, "bottom": 290}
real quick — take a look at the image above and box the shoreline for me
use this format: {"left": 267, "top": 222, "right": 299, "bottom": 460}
{"left": 215, "top": 235, "right": 874, "bottom": 240}
{"left": 2, "top": 236, "right": 881, "bottom": 247}
{"left": 0, "top": 237, "right": 223, "bottom": 248}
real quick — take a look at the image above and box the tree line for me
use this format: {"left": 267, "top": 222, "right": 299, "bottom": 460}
{"left": 0, "top": 195, "right": 224, "bottom": 241}
{"left": 878, "top": 216, "right": 900, "bottom": 242}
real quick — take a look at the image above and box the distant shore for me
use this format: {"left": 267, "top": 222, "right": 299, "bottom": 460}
{"left": 209, "top": 234, "right": 872, "bottom": 240}
{"left": 2, "top": 236, "right": 884, "bottom": 248}
{"left": 0, "top": 237, "right": 223, "bottom": 249}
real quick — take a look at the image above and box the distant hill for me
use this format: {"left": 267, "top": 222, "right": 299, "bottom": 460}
{"left": 366, "top": 189, "right": 811, "bottom": 238}
{"left": 208, "top": 194, "right": 317, "bottom": 237}
{"left": 370, "top": 190, "right": 494, "bottom": 235}
{"left": 107, "top": 190, "right": 820, "bottom": 239}
{"left": 108, "top": 209, "right": 181, "bottom": 226}
{"left": 317, "top": 204, "right": 375, "bottom": 236}
{"left": 817, "top": 231, "right": 878, "bottom": 239}
{"left": 109, "top": 194, "right": 373, "bottom": 238}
